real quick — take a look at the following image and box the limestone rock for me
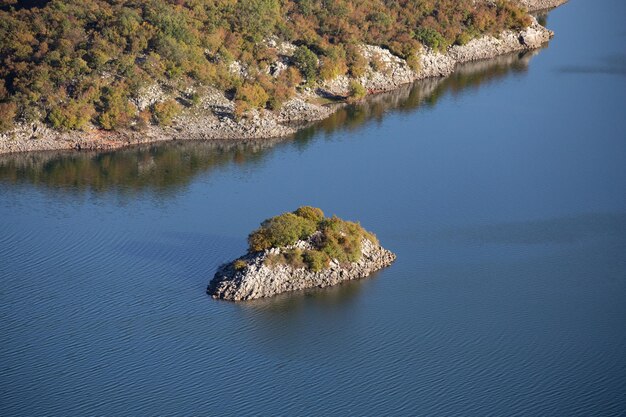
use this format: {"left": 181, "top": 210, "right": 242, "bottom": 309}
{"left": 447, "top": 18, "right": 552, "bottom": 63}
{"left": 277, "top": 98, "right": 335, "bottom": 123}
{"left": 208, "top": 238, "right": 396, "bottom": 301}
{"left": 517, "top": 0, "right": 568, "bottom": 12}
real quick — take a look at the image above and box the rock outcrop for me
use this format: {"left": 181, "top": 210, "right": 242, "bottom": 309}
{"left": 479, "top": 0, "right": 567, "bottom": 12}
{"left": 315, "top": 17, "right": 552, "bottom": 96}
{"left": 447, "top": 19, "right": 552, "bottom": 62}
{"left": 518, "top": 0, "right": 568, "bottom": 12}
{"left": 208, "top": 238, "right": 396, "bottom": 301}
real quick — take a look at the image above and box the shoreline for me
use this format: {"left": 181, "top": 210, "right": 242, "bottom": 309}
{"left": 0, "top": 51, "right": 546, "bottom": 192}
{"left": 0, "top": 5, "right": 564, "bottom": 156}
{"left": 521, "top": 0, "right": 568, "bottom": 12}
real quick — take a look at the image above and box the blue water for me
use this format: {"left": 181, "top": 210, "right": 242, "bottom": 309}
{"left": 1, "top": 1, "right": 626, "bottom": 415}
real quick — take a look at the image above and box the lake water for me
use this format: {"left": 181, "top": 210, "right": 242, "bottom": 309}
{"left": 1, "top": 1, "right": 625, "bottom": 415}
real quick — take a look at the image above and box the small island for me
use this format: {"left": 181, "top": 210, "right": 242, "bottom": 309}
{"left": 208, "top": 207, "right": 396, "bottom": 301}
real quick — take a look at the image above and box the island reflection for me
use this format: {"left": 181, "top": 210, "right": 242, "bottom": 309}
{"left": 0, "top": 49, "right": 539, "bottom": 195}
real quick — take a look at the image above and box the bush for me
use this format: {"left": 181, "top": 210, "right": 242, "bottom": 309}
{"left": 318, "top": 46, "right": 348, "bottom": 81}
{"left": 0, "top": 102, "right": 17, "bottom": 132}
{"left": 319, "top": 58, "right": 347, "bottom": 81}
{"left": 234, "top": 0, "right": 280, "bottom": 42}
{"left": 346, "top": 46, "right": 368, "bottom": 78}
{"left": 132, "top": 109, "right": 152, "bottom": 131}
{"left": 303, "top": 250, "right": 329, "bottom": 272}
{"left": 248, "top": 212, "right": 317, "bottom": 251}
{"left": 292, "top": 45, "right": 318, "bottom": 85}
{"left": 47, "top": 102, "right": 95, "bottom": 130}
{"left": 190, "top": 92, "right": 201, "bottom": 106}
{"left": 263, "top": 249, "right": 306, "bottom": 269}
{"left": 233, "top": 99, "right": 250, "bottom": 120}
{"left": 97, "top": 85, "right": 134, "bottom": 130}
{"left": 251, "top": 207, "right": 379, "bottom": 271}
{"left": 370, "top": 54, "right": 387, "bottom": 73}
{"left": 319, "top": 216, "right": 377, "bottom": 263}
{"left": 236, "top": 82, "right": 269, "bottom": 109}
{"left": 319, "top": 225, "right": 361, "bottom": 263}
{"left": 348, "top": 80, "right": 366, "bottom": 101}
{"left": 284, "top": 248, "right": 306, "bottom": 269}
{"left": 415, "top": 27, "right": 449, "bottom": 51}
{"left": 263, "top": 252, "right": 286, "bottom": 267}
{"left": 406, "top": 52, "right": 421, "bottom": 72}
{"left": 233, "top": 259, "right": 247, "bottom": 270}
{"left": 455, "top": 31, "right": 474, "bottom": 46}
{"left": 294, "top": 206, "right": 324, "bottom": 222}
{"left": 152, "top": 99, "right": 181, "bottom": 126}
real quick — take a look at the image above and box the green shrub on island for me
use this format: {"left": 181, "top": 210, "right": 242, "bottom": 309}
{"left": 293, "top": 206, "right": 325, "bottom": 222}
{"left": 233, "top": 259, "right": 248, "bottom": 271}
{"left": 318, "top": 216, "right": 371, "bottom": 263}
{"left": 302, "top": 249, "right": 329, "bottom": 272}
{"left": 262, "top": 247, "right": 329, "bottom": 272}
{"left": 284, "top": 248, "right": 306, "bottom": 269}
{"left": 248, "top": 212, "right": 317, "bottom": 252}
{"left": 248, "top": 206, "right": 378, "bottom": 271}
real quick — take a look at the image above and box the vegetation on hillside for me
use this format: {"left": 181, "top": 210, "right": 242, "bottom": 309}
{"left": 0, "top": 0, "right": 531, "bottom": 132}
{"left": 242, "top": 206, "right": 378, "bottom": 272}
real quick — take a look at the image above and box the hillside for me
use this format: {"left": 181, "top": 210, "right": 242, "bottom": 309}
{"left": 0, "top": 0, "right": 532, "bottom": 134}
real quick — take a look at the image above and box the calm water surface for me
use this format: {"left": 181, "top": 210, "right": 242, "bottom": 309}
{"left": 1, "top": 1, "right": 626, "bottom": 415}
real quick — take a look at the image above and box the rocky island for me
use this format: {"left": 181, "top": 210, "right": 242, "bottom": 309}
{"left": 208, "top": 207, "right": 396, "bottom": 301}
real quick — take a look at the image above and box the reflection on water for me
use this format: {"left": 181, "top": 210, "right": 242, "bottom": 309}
{"left": 0, "top": 50, "right": 539, "bottom": 195}
{"left": 0, "top": 140, "right": 280, "bottom": 195}
{"left": 239, "top": 273, "right": 369, "bottom": 313}
{"left": 296, "top": 50, "right": 536, "bottom": 140}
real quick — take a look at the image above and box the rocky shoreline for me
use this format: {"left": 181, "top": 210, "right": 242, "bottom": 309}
{"left": 520, "top": 0, "right": 568, "bottom": 12}
{"left": 208, "top": 238, "right": 396, "bottom": 302}
{"left": 0, "top": 4, "right": 564, "bottom": 156}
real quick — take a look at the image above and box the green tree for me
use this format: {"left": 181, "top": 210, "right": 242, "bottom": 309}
{"left": 47, "top": 102, "right": 94, "bottom": 130}
{"left": 349, "top": 80, "right": 366, "bottom": 101}
{"left": 97, "top": 85, "right": 134, "bottom": 130}
{"left": 0, "top": 102, "right": 17, "bottom": 132}
{"left": 415, "top": 27, "right": 449, "bottom": 51}
{"left": 236, "top": 82, "right": 270, "bottom": 109}
{"left": 292, "top": 45, "right": 318, "bottom": 85}
{"left": 234, "top": 0, "right": 280, "bottom": 42}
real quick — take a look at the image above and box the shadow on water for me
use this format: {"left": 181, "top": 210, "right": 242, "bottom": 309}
{"left": 0, "top": 49, "right": 540, "bottom": 196}
{"left": 237, "top": 273, "right": 374, "bottom": 314}
{"left": 0, "top": 139, "right": 284, "bottom": 196}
